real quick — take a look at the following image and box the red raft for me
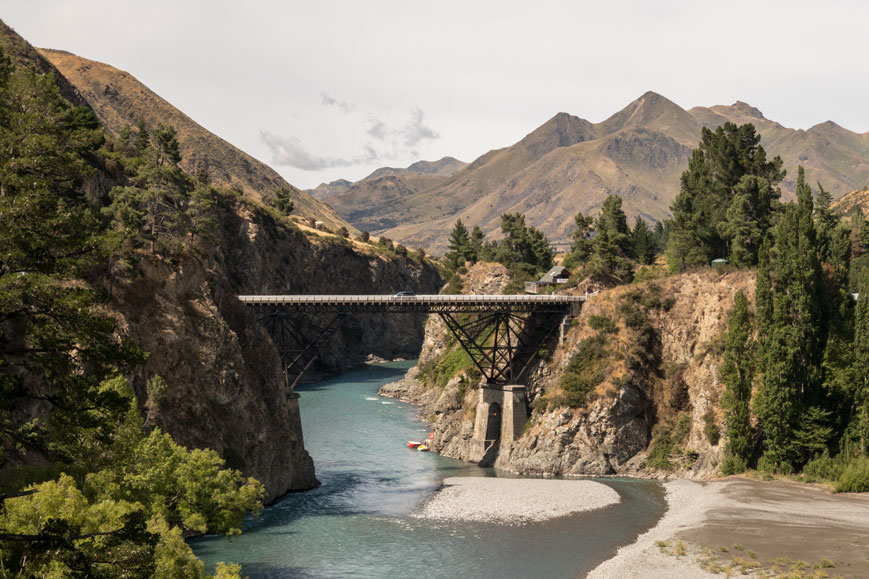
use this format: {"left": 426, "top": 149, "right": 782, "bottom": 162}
{"left": 406, "top": 440, "right": 423, "bottom": 448}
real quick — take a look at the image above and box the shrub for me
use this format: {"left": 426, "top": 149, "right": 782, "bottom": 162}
{"left": 703, "top": 408, "right": 720, "bottom": 445}
{"left": 588, "top": 314, "right": 616, "bottom": 334}
{"left": 559, "top": 334, "right": 609, "bottom": 407}
{"left": 720, "top": 453, "right": 746, "bottom": 475}
{"left": 835, "top": 455, "right": 869, "bottom": 492}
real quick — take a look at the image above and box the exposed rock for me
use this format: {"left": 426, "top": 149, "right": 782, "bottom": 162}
{"left": 382, "top": 265, "right": 755, "bottom": 482}
{"left": 110, "top": 197, "right": 442, "bottom": 503}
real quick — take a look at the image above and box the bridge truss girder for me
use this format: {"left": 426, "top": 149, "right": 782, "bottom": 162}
{"left": 438, "top": 311, "right": 564, "bottom": 385}
{"left": 259, "top": 312, "right": 348, "bottom": 391}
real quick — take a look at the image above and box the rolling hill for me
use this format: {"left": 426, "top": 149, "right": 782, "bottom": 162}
{"left": 321, "top": 92, "right": 869, "bottom": 254}
{"left": 37, "top": 47, "right": 351, "bottom": 232}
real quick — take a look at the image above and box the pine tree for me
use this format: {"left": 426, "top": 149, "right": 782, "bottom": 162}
{"left": 854, "top": 268, "right": 869, "bottom": 452}
{"left": 666, "top": 123, "right": 784, "bottom": 271}
{"left": 720, "top": 291, "right": 754, "bottom": 473}
{"left": 565, "top": 212, "right": 594, "bottom": 268}
{"left": 631, "top": 217, "right": 656, "bottom": 265}
{"left": 589, "top": 195, "right": 633, "bottom": 281}
{"left": 754, "top": 167, "right": 827, "bottom": 471}
{"left": 445, "top": 219, "right": 471, "bottom": 269}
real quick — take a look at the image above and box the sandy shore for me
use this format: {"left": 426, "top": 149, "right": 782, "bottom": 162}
{"left": 416, "top": 477, "right": 620, "bottom": 524}
{"left": 589, "top": 478, "right": 869, "bottom": 578}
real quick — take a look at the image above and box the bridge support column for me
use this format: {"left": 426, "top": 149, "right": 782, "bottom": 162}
{"left": 469, "top": 383, "right": 528, "bottom": 465}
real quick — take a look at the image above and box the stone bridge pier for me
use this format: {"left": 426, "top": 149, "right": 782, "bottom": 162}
{"left": 469, "top": 383, "right": 528, "bottom": 465}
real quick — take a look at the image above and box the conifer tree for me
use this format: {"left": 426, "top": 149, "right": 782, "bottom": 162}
{"left": 754, "top": 167, "right": 827, "bottom": 471}
{"left": 666, "top": 123, "right": 784, "bottom": 270}
{"left": 854, "top": 268, "right": 869, "bottom": 452}
{"left": 631, "top": 217, "right": 656, "bottom": 265}
{"left": 565, "top": 212, "right": 594, "bottom": 268}
{"left": 589, "top": 195, "right": 633, "bottom": 280}
{"left": 445, "top": 219, "right": 471, "bottom": 269}
{"left": 720, "top": 290, "right": 754, "bottom": 473}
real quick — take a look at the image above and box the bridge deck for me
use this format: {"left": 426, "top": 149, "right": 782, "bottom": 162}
{"left": 237, "top": 294, "right": 586, "bottom": 314}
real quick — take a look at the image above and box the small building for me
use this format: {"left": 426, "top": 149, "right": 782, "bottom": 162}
{"left": 711, "top": 258, "right": 729, "bottom": 269}
{"left": 524, "top": 266, "right": 571, "bottom": 294}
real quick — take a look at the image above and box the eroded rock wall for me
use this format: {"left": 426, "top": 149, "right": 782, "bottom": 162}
{"left": 381, "top": 264, "right": 754, "bottom": 480}
{"left": 111, "top": 198, "right": 442, "bottom": 503}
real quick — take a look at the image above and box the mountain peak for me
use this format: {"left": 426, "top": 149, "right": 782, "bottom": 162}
{"left": 730, "top": 101, "right": 766, "bottom": 119}
{"left": 597, "top": 91, "right": 699, "bottom": 143}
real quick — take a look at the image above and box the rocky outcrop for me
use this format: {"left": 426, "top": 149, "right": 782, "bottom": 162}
{"left": 110, "top": 197, "right": 442, "bottom": 503}
{"left": 382, "top": 265, "right": 755, "bottom": 481}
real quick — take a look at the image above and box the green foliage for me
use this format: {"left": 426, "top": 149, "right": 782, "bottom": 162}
{"left": 666, "top": 123, "right": 783, "bottom": 271}
{"left": 445, "top": 219, "right": 474, "bottom": 270}
{"left": 703, "top": 408, "right": 720, "bottom": 446}
{"left": 720, "top": 291, "right": 754, "bottom": 467}
{"left": 835, "top": 455, "right": 869, "bottom": 492}
{"left": 558, "top": 335, "right": 609, "bottom": 407}
{"left": 631, "top": 217, "right": 657, "bottom": 266}
{"left": 588, "top": 195, "right": 634, "bottom": 281}
{"left": 588, "top": 315, "right": 616, "bottom": 334}
{"left": 647, "top": 413, "right": 692, "bottom": 471}
{"left": 754, "top": 167, "right": 829, "bottom": 472}
{"left": 492, "top": 213, "right": 554, "bottom": 277}
{"left": 0, "top": 49, "right": 259, "bottom": 575}
{"left": 563, "top": 212, "right": 594, "bottom": 269}
{"left": 269, "top": 186, "right": 295, "bottom": 215}
{"left": 418, "top": 347, "right": 478, "bottom": 390}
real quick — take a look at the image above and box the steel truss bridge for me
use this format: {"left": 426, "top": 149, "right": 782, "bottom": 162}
{"left": 238, "top": 294, "right": 587, "bottom": 389}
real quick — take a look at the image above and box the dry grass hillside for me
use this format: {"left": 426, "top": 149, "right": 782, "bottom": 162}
{"left": 326, "top": 91, "right": 869, "bottom": 254}
{"left": 38, "top": 48, "right": 351, "bottom": 232}
{"left": 831, "top": 186, "right": 869, "bottom": 215}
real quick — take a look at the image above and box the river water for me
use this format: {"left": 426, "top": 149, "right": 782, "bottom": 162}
{"left": 191, "top": 361, "right": 665, "bottom": 578}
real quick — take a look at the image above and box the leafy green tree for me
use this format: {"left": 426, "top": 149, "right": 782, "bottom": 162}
{"left": 134, "top": 117, "right": 150, "bottom": 155}
{"left": 814, "top": 182, "right": 839, "bottom": 264}
{"left": 855, "top": 268, "right": 869, "bottom": 452}
{"left": 666, "top": 123, "right": 784, "bottom": 270}
{"left": 152, "top": 123, "right": 182, "bottom": 166}
{"left": 631, "top": 216, "right": 656, "bottom": 265}
{"left": 270, "top": 186, "right": 295, "bottom": 215}
{"left": 588, "top": 195, "right": 633, "bottom": 281}
{"left": 754, "top": 167, "right": 827, "bottom": 471}
{"left": 469, "top": 225, "right": 485, "bottom": 261}
{"left": 493, "top": 213, "right": 553, "bottom": 276}
{"left": 564, "top": 212, "right": 594, "bottom": 269}
{"left": 720, "top": 290, "right": 754, "bottom": 473}
{"left": 445, "top": 219, "right": 472, "bottom": 269}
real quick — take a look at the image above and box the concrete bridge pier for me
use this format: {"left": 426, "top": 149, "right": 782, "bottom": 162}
{"left": 469, "top": 383, "right": 528, "bottom": 465}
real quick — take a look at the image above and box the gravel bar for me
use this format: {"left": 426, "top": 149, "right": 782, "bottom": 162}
{"left": 415, "top": 477, "right": 620, "bottom": 524}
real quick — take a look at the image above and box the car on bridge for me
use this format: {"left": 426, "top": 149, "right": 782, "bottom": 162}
{"left": 394, "top": 291, "right": 415, "bottom": 297}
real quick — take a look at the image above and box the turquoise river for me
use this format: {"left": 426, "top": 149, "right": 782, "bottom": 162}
{"left": 191, "top": 361, "right": 666, "bottom": 578}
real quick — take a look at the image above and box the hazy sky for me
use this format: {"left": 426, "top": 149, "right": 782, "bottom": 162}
{"left": 3, "top": 0, "right": 868, "bottom": 189}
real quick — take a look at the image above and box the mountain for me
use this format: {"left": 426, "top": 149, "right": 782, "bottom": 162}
{"left": 831, "top": 186, "right": 869, "bottom": 216}
{"left": 324, "top": 92, "right": 869, "bottom": 254}
{"left": 307, "top": 157, "right": 469, "bottom": 232}
{"left": 38, "top": 48, "right": 351, "bottom": 232}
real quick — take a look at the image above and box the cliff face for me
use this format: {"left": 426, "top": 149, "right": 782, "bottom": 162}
{"left": 381, "top": 264, "right": 754, "bottom": 480}
{"left": 110, "top": 198, "right": 442, "bottom": 503}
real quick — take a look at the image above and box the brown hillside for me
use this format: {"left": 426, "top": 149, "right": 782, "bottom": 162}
{"left": 831, "top": 186, "right": 869, "bottom": 215}
{"left": 38, "top": 48, "right": 351, "bottom": 232}
{"left": 327, "top": 91, "right": 869, "bottom": 254}
{"left": 0, "top": 20, "right": 87, "bottom": 109}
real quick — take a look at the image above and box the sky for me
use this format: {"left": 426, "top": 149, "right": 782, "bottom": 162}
{"left": 3, "top": 0, "right": 869, "bottom": 190}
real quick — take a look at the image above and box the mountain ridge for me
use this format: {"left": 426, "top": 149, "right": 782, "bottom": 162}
{"left": 37, "top": 47, "right": 352, "bottom": 232}
{"left": 322, "top": 91, "right": 869, "bottom": 253}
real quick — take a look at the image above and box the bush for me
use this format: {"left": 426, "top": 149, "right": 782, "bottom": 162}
{"left": 559, "top": 335, "right": 609, "bottom": 407}
{"left": 703, "top": 408, "right": 720, "bottom": 445}
{"left": 720, "top": 453, "right": 746, "bottom": 475}
{"left": 835, "top": 456, "right": 869, "bottom": 492}
{"left": 588, "top": 315, "right": 616, "bottom": 334}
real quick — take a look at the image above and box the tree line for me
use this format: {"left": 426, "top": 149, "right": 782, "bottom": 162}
{"left": 0, "top": 48, "right": 261, "bottom": 577}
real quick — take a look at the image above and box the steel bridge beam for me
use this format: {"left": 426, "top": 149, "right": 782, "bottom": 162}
{"left": 242, "top": 294, "right": 590, "bottom": 389}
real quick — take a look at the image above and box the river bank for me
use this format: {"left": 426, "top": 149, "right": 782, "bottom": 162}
{"left": 587, "top": 477, "right": 869, "bottom": 578}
